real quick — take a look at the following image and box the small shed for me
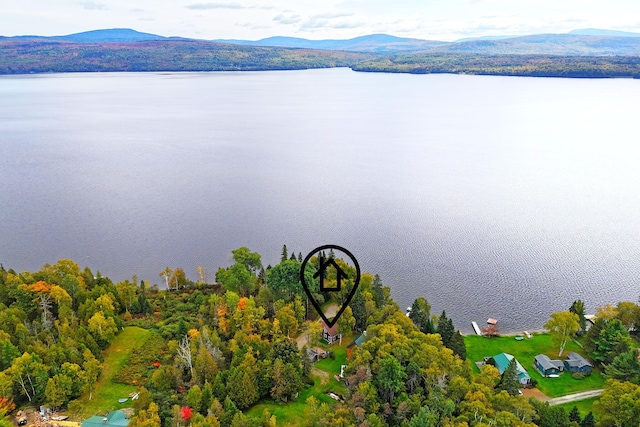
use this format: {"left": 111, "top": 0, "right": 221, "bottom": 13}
{"left": 321, "top": 320, "right": 342, "bottom": 345}
{"left": 564, "top": 352, "right": 593, "bottom": 373}
{"left": 307, "top": 347, "right": 328, "bottom": 362}
{"left": 82, "top": 411, "right": 130, "bottom": 427}
{"left": 534, "top": 354, "right": 564, "bottom": 376}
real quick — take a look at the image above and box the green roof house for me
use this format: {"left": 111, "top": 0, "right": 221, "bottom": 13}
{"left": 490, "top": 353, "right": 531, "bottom": 385}
{"left": 82, "top": 411, "right": 130, "bottom": 427}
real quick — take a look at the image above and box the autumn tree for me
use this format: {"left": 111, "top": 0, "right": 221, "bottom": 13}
{"left": 160, "top": 267, "right": 173, "bottom": 290}
{"left": 129, "top": 402, "right": 161, "bottom": 427}
{"left": 595, "top": 379, "right": 640, "bottom": 427}
{"left": 544, "top": 311, "right": 580, "bottom": 357}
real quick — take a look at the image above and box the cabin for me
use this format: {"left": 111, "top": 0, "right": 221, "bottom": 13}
{"left": 489, "top": 353, "right": 531, "bottom": 385}
{"left": 81, "top": 411, "right": 129, "bottom": 427}
{"left": 564, "top": 352, "right": 593, "bottom": 373}
{"left": 534, "top": 354, "right": 564, "bottom": 377}
{"left": 321, "top": 320, "right": 342, "bottom": 345}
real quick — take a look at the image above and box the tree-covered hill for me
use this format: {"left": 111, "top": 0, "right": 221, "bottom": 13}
{"left": 352, "top": 52, "right": 640, "bottom": 78}
{"left": 0, "top": 39, "right": 375, "bottom": 74}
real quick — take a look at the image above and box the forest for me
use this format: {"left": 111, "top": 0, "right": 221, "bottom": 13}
{"left": 2, "top": 247, "right": 640, "bottom": 427}
{"left": 2, "top": 38, "right": 640, "bottom": 78}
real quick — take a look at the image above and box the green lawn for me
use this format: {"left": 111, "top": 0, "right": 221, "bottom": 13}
{"left": 465, "top": 334, "right": 604, "bottom": 397}
{"left": 70, "top": 327, "right": 152, "bottom": 419}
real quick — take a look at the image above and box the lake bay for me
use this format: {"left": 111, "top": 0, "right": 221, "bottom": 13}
{"left": 1, "top": 68, "right": 639, "bottom": 333}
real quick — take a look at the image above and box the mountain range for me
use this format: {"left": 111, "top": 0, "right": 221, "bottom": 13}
{"left": 3, "top": 27, "right": 640, "bottom": 55}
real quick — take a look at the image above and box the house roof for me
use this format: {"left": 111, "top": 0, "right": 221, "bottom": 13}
{"left": 347, "top": 332, "right": 368, "bottom": 348}
{"left": 535, "top": 354, "right": 563, "bottom": 371}
{"left": 565, "top": 352, "right": 592, "bottom": 368}
{"left": 321, "top": 319, "right": 340, "bottom": 336}
{"left": 492, "top": 353, "right": 530, "bottom": 380}
{"left": 82, "top": 411, "right": 129, "bottom": 427}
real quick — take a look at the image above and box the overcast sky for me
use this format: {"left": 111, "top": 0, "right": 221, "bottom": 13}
{"left": 2, "top": 0, "right": 640, "bottom": 41}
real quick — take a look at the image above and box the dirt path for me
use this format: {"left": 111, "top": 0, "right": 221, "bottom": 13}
{"left": 546, "top": 389, "right": 603, "bottom": 406}
{"left": 295, "top": 304, "right": 340, "bottom": 349}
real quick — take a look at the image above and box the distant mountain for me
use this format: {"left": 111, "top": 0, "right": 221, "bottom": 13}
{"left": 434, "top": 34, "right": 640, "bottom": 56}
{"left": 54, "top": 28, "right": 172, "bottom": 43}
{"left": 217, "top": 34, "right": 447, "bottom": 53}
{"left": 454, "top": 35, "right": 522, "bottom": 43}
{"left": 569, "top": 28, "right": 640, "bottom": 37}
{"left": 0, "top": 28, "right": 178, "bottom": 43}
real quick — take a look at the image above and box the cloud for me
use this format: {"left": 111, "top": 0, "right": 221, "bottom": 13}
{"left": 185, "top": 3, "right": 244, "bottom": 10}
{"left": 79, "top": 1, "right": 107, "bottom": 10}
{"left": 273, "top": 14, "right": 301, "bottom": 25}
{"left": 235, "top": 22, "right": 271, "bottom": 30}
{"left": 299, "top": 13, "right": 360, "bottom": 32}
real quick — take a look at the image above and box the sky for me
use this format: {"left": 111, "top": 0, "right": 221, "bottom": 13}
{"left": 2, "top": 0, "right": 640, "bottom": 41}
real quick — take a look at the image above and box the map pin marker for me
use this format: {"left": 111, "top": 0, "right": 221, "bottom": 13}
{"left": 300, "top": 244, "right": 361, "bottom": 328}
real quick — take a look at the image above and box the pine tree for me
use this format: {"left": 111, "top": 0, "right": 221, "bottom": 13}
{"left": 281, "top": 245, "right": 288, "bottom": 263}
{"left": 449, "top": 330, "right": 467, "bottom": 360}
{"left": 496, "top": 358, "right": 520, "bottom": 396}
{"left": 437, "top": 311, "right": 455, "bottom": 347}
{"left": 580, "top": 412, "right": 595, "bottom": 427}
{"left": 372, "top": 274, "right": 384, "bottom": 308}
{"left": 298, "top": 252, "right": 303, "bottom": 262}
{"left": 568, "top": 406, "right": 581, "bottom": 423}
{"left": 570, "top": 300, "right": 587, "bottom": 335}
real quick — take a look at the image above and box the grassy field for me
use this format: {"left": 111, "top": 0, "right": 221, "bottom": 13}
{"left": 465, "top": 334, "right": 604, "bottom": 397}
{"left": 70, "top": 327, "right": 153, "bottom": 419}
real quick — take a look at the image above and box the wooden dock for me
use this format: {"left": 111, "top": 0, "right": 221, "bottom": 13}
{"left": 471, "top": 321, "right": 482, "bottom": 335}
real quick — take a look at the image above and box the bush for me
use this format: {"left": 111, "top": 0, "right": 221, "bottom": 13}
{"left": 572, "top": 371, "right": 591, "bottom": 380}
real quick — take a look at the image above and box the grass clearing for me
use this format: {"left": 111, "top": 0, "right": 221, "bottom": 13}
{"left": 71, "top": 327, "right": 152, "bottom": 420}
{"left": 465, "top": 333, "right": 604, "bottom": 397}
{"left": 555, "top": 397, "right": 599, "bottom": 420}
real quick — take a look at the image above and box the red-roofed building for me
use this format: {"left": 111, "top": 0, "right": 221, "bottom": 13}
{"left": 321, "top": 320, "right": 342, "bottom": 345}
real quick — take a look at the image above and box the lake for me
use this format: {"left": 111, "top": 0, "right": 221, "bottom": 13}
{"left": 1, "top": 68, "right": 639, "bottom": 333}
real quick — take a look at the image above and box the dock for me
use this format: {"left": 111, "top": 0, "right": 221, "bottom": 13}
{"left": 471, "top": 321, "right": 482, "bottom": 335}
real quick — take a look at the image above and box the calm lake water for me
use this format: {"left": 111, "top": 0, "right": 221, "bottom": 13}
{"left": 1, "top": 68, "right": 639, "bottom": 333}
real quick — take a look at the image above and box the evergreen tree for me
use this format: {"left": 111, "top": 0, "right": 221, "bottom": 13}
{"left": 289, "top": 252, "right": 297, "bottom": 261}
{"left": 371, "top": 274, "right": 384, "bottom": 308}
{"left": 568, "top": 406, "right": 581, "bottom": 423}
{"left": 280, "top": 245, "right": 288, "bottom": 263}
{"left": 496, "top": 358, "right": 520, "bottom": 396}
{"left": 200, "top": 382, "right": 213, "bottom": 415}
{"left": 590, "top": 318, "right": 632, "bottom": 366}
{"left": 448, "top": 330, "right": 467, "bottom": 360}
{"left": 409, "top": 297, "right": 434, "bottom": 334}
{"left": 570, "top": 300, "right": 587, "bottom": 335}
{"left": 604, "top": 348, "right": 640, "bottom": 384}
{"left": 221, "top": 397, "right": 239, "bottom": 427}
{"left": 298, "top": 252, "right": 302, "bottom": 262}
{"left": 580, "top": 412, "right": 595, "bottom": 427}
{"left": 437, "top": 311, "right": 455, "bottom": 348}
